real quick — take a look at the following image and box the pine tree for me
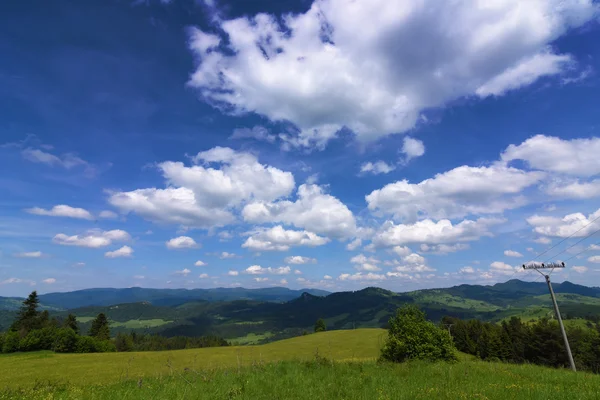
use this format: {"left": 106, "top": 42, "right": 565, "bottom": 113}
{"left": 64, "top": 314, "right": 79, "bottom": 334}
{"left": 10, "top": 291, "right": 41, "bottom": 333}
{"left": 89, "top": 313, "right": 110, "bottom": 340}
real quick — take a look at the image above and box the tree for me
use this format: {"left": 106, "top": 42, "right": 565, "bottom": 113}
{"left": 10, "top": 291, "right": 42, "bottom": 334}
{"left": 314, "top": 318, "right": 326, "bottom": 333}
{"left": 89, "top": 313, "right": 110, "bottom": 340}
{"left": 380, "top": 305, "right": 457, "bottom": 363}
{"left": 64, "top": 314, "right": 79, "bottom": 334}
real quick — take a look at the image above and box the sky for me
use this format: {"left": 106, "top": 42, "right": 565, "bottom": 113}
{"left": 1, "top": 0, "right": 600, "bottom": 296}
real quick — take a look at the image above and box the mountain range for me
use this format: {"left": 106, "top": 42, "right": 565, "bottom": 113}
{"left": 2, "top": 280, "right": 599, "bottom": 343}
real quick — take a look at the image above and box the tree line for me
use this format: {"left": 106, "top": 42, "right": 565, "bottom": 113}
{"left": 0, "top": 291, "right": 229, "bottom": 354}
{"left": 442, "top": 315, "right": 600, "bottom": 373}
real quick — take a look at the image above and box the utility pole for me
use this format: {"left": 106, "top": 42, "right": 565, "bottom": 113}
{"left": 523, "top": 261, "right": 576, "bottom": 372}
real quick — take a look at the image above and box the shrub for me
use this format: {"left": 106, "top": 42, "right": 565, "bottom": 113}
{"left": 380, "top": 305, "right": 457, "bottom": 363}
{"left": 314, "top": 318, "right": 326, "bottom": 333}
{"left": 75, "top": 336, "right": 115, "bottom": 353}
{"left": 53, "top": 328, "right": 78, "bottom": 353}
{"left": 2, "top": 331, "right": 20, "bottom": 353}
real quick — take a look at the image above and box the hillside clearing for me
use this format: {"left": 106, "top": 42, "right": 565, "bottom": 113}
{"left": 0, "top": 329, "right": 386, "bottom": 388}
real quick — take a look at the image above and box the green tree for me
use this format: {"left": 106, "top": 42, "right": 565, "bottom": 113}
{"left": 380, "top": 305, "right": 457, "bottom": 363}
{"left": 314, "top": 318, "right": 326, "bottom": 333}
{"left": 89, "top": 313, "right": 110, "bottom": 340}
{"left": 63, "top": 314, "right": 79, "bottom": 334}
{"left": 10, "top": 291, "right": 41, "bottom": 334}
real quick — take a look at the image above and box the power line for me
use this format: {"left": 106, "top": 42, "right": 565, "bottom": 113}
{"left": 527, "top": 213, "right": 600, "bottom": 264}
{"left": 543, "top": 225, "right": 600, "bottom": 264}
{"left": 563, "top": 241, "right": 600, "bottom": 264}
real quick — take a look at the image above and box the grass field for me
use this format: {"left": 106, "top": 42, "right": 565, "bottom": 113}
{"left": 2, "top": 328, "right": 600, "bottom": 399}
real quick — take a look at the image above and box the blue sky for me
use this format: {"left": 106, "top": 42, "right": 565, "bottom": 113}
{"left": 2, "top": 0, "right": 600, "bottom": 296}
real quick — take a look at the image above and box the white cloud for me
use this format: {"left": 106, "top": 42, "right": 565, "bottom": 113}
{"left": 73, "top": 262, "right": 86, "bottom": 267}
{"left": 371, "top": 217, "right": 503, "bottom": 248}
{"left": 230, "top": 126, "right": 277, "bottom": 143}
{"left": 545, "top": 179, "right": 600, "bottom": 199}
{"left": 284, "top": 256, "right": 317, "bottom": 265}
{"left": 504, "top": 250, "right": 523, "bottom": 258}
{"left": 323, "top": 275, "right": 332, "bottom": 280}
{"left": 588, "top": 256, "right": 600, "bottom": 264}
{"left": 419, "top": 243, "right": 469, "bottom": 254}
{"left": 42, "top": 278, "right": 56, "bottom": 284}
{"left": 227, "top": 270, "right": 239, "bottom": 276}
{"left": 133, "top": 275, "right": 145, "bottom": 280}
{"left": 0, "top": 278, "right": 36, "bottom": 286}
{"left": 218, "top": 231, "right": 234, "bottom": 241}
{"left": 174, "top": 268, "right": 192, "bottom": 276}
{"left": 590, "top": 244, "right": 600, "bottom": 251}
{"left": 26, "top": 205, "right": 94, "bottom": 220}
{"left": 187, "top": 0, "right": 595, "bottom": 148}
{"left": 534, "top": 237, "right": 552, "bottom": 244}
{"left": 166, "top": 236, "right": 199, "bottom": 249}
{"left": 391, "top": 246, "right": 412, "bottom": 257}
{"left": 338, "top": 272, "right": 386, "bottom": 281}
{"left": 109, "top": 147, "right": 294, "bottom": 230}
{"left": 527, "top": 208, "right": 600, "bottom": 238}
{"left": 502, "top": 135, "right": 600, "bottom": 177}
{"left": 244, "top": 265, "right": 291, "bottom": 275}
{"left": 199, "top": 273, "right": 209, "bottom": 279}
{"left": 279, "top": 279, "right": 288, "bottom": 285}
{"left": 21, "top": 148, "right": 93, "bottom": 174}
{"left": 350, "top": 254, "right": 381, "bottom": 271}
{"left": 220, "top": 252, "right": 238, "bottom": 259}
{"left": 194, "top": 260, "right": 207, "bottom": 267}
{"left": 294, "top": 269, "right": 302, "bottom": 275}
{"left": 14, "top": 251, "right": 43, "bottom": 258}
{"left": 243, "top": 184, "right": 356, "bottom": 238}
{"left": 403, "top": 253, "right": 425, "bottom": 264}
{"left": 53, "top": 229, "right": 130, "bottom": 248}
{"left": 401, "top": 137, "right": 425, "bottom": 162}
{"left": 459, "top": 266, "right": 475, "bottom": 274}
{"left": 490, "top": 261, "right": 516, "bottom": 276}
{"left": 346, "top": 238, "right": 362, "bottom": 251}
{"left": 360, "top": 161, "right": 395, "bottom": 175}
{"left": 242, "top": 225, "right": 329, "bottom": 251}
{"left": 254, "top": 277, "right": 269, "bottom": 282}
{"left": 99, "top": 210, "right": 119, "bottom": 219}
{"left": 572, "top": 266, "right": 588, "bottom": 273}
{"left": 366, "top": 165, "right": 543, "bottom": 221}
{"left": 105, "top": 246, "right": 134, "bottom": 258}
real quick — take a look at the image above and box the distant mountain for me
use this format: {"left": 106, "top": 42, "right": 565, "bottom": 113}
{"left": 32, "top": 286, "right": 331, "bottom": 309}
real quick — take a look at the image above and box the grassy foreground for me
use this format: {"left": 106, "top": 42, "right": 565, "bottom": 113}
{"left": 2, "top": 328, "right": 600, "bottom": 399}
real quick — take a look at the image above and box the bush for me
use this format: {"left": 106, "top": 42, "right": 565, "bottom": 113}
{"left": 380, "top": 305, "right": 457, "bottom": 363}
{"left": 75, "top": 336, "right": 115, "bottom": 353}
{"left": 53, "top": 328, "right": 79, "bottom": 353}
{"left": 0, "top": 333, "right": 4, "bottom": 351}
{"left": 2, "top": 331, "right": 20, "bottom": 353}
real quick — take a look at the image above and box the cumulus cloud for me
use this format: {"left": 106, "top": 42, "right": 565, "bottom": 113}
{"left": 105, "top": 246, "right": 134, "bottom": 258}
{"left": 284, "top": 256, "right": 317, "bottom": 264}
{"left": 166, "top": 236, "right": 199, "bottom": 249}
{"left": 242, "top": 225, "right": 329, "bottom": 251}
{"left": 338, "top": 272, "right": 386, "bottom": 281}
{"left": 199, "top": 273, "right": 209, "bottom": 279}
{"left": 371, "top": 217, "right": 503, "bottom": 248}
{"left": 504, "top": 250, "right": 523, "bottom": 258}
{"left": 502, "top": 135, "right": 600, "bottom": 177}
{"left": 323, "top": 275, "right": 332, "bottom": 280}
{"left": 25, "top": 205, "right": 94, "bottom": 220}
{"left": 227, "top": 270, "right": 239, "bottom": 276}
{"left": 187, "top": 0, "right": 595, "bottom": 148}
{"left": 0, "top": 278, "right": 36, "bottom": 286}
{"left": 459, "top": 266, "right": 475, "bottom": 274}
{"left": 401, "top": 137, "right": 425, "bottom": 162}
{"left": 42, "top": 278, "right": 56, "bottom": 284}
{"left": 14, "top": 251, "right": 43, "bottom": 258}
{"left": 350, "top": 253, "right": 381, "bottom": 271}
{"left": 360, "top": 161, "right": 396, "bottom": 175}
{"left": 572, "top": 266, "right": 588, "bottom": 273}
{"left": 109, "top": 147, "right": 294, "bottom": 230}
{"left": 245, "top": 265, "right": 291, "bottom": 275}
{"left": 419, "top": 243, "right": 469, "bottom": 254}
{"left": 174, "top": 268, "right": 192, "bottom": 276}
{"left": 366, "top": 165, "right": 543, "bottom": 221}
{"left": 194, "top": 260, "right": 207, "bottom": 267}
{"left": 220, "top": 252, "right": 238, "bottom": 259}
{"left": 53, "top": 229, "right": 130, "bottom": 248}
{"left": 346, "top": 238, "right": 362, "bottom": 251}
{"left": 243, "top": 184, "right": 356, "bottom": 238}
{"left": 545, "top": 179, "right": 600, "bottom": 199}
{"left": 527, "top": 208, "right": 600, "bottom": 238}
{"left": 589, "top": 256, "right": 600, "bottom": 264}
